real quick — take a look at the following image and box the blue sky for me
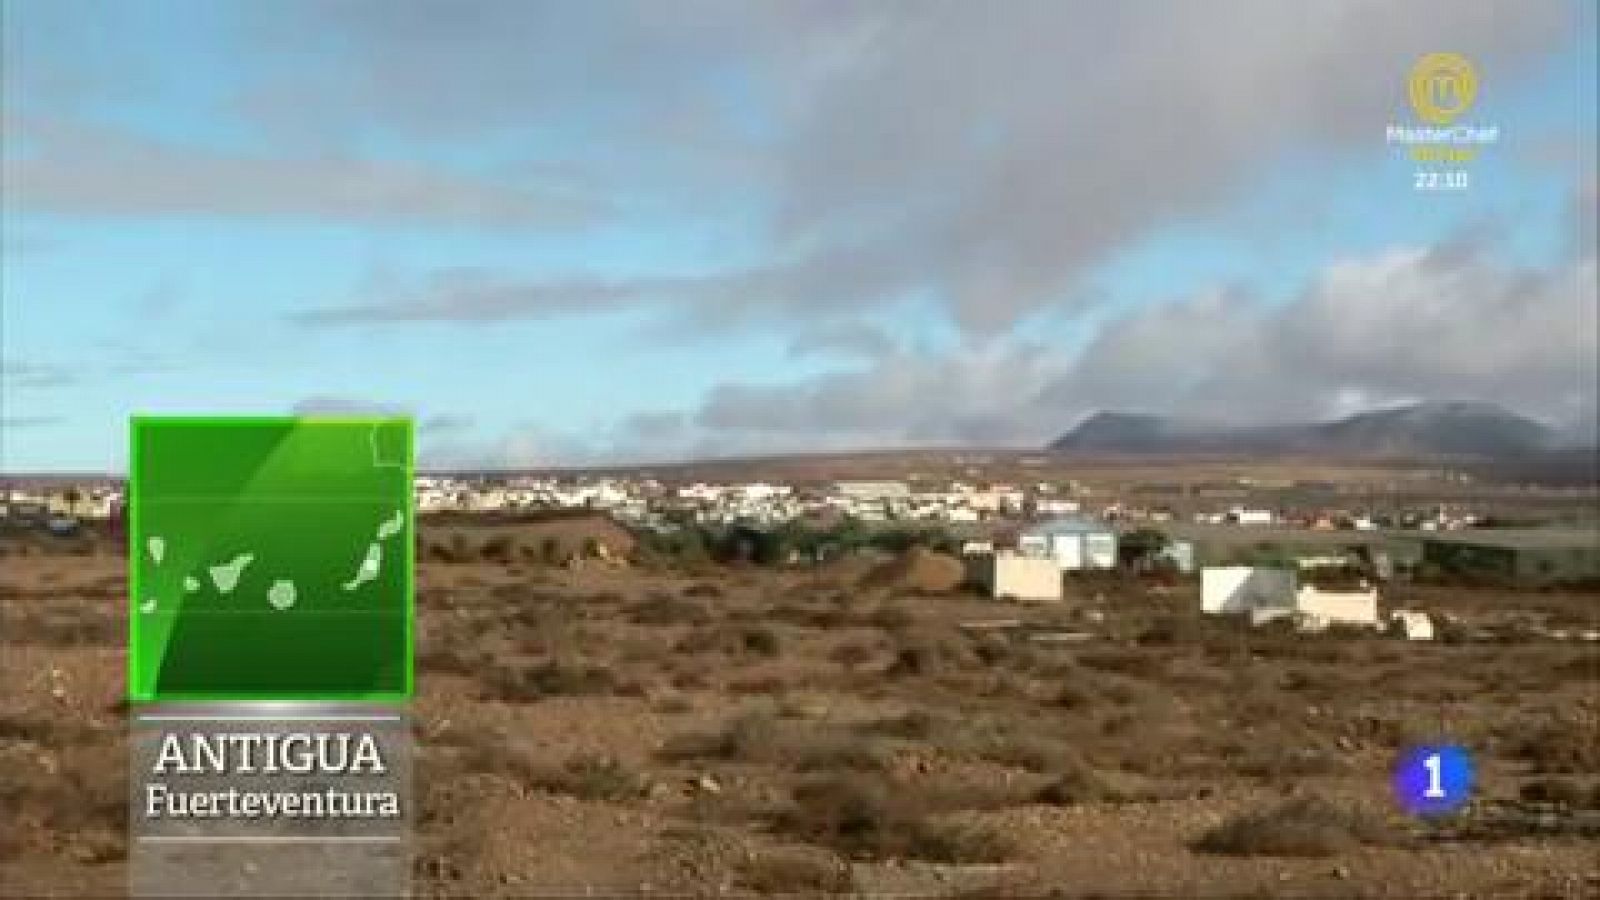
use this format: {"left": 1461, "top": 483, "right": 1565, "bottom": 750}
{"left": 2, "top": 1, "right": 1595, "bottom": 471}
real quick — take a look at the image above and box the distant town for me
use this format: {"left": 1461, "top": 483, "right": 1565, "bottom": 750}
{"left": 5, "top": 461, "right": 1597, "bottom": 593}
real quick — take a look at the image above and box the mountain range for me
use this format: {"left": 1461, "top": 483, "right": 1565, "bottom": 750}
{"left": 1048, "top": 401, "right": 1588, "bottom": 460}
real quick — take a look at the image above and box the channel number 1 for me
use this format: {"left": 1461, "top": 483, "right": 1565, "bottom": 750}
{"left": 1423, "top": 752, "right": 1447, "bottom": 799}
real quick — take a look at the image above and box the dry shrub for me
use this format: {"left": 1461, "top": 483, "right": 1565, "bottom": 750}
{"left": 1033, "top": 761, "right": 1139, "bottom": 806}
{"left": 1548, "top": 646, "right": 1600, "bottom": 675}
{"left": 451, "top": 725, "right": 537, "bottom": 784}
{"left": 528, "top": 754, "right": 648, "bottom": 803}
{"left": 861, "top": 711, "right": 1080, "bottom": 777}
{"left": 8, "top": 608, "right": 121, "bottom": 646}
{"left": 970, "top": 634, "right": 1040, "bottom": 671}
{"left": 862, "top": 709, "right": 943, "bottom": 741}
{"left": 417, "top": 643, "right": 479, "bottom": 677}
{"left": 1277, "top": 666, "right": 1356, "bottom": 695}
{"left": 682, "top": 582, "right": 723, "bottom": 599}
{"left": 1231, "top": 743, "right": 1350, "bottom": 781}
{"left": 663, "top": 710, "right": 890, "bottom": 772}
{"left": 681, "top": 624, "right": 783, "bottom": 659}
{"left": 627, "top": 596, "right": 711, "bottom": 626}
{"left": 742, "top": 626, "right": 782, "bottom": 658}
{"left": 830, "top": 641, "right": 876, "bottom": 671}
{"left": 478, "top": 534, "right": 515, "bottom": 564}
{"left": 670, "top": 669, "right": 710, "bottom": 691}
{"left": 1136, "top": 614, "right": 1210, "bottom": 646}
{"left": 736, "top": 847, "right": 854, "bottom": 894}
{"left": 1052, "top": 681, "right": 1100, "bottom": 711}
{"left": 791, "top": 733, "right": 892, "bottom": 773}
{"left": 1193, "top": 795, "right": 1402, "bottom": 858}
{"left": 727, "top": 674, "right": 788, "bottom": 696}
{"left": 662, "top": 709, "right": 780, "bottom": 762}
{"left": 0, "top": 712, "right": 58, "bottom": 743}
{"left": 775, "top": 774, "right": 1014, "bottom": 863}
{"left": 867, "top": 603, "right": 915, "bottom": 632}
{"left": 885, "top": 630, "right": 973, "bottom": 677}
{"left": 423, "top": 533, "right": 475, "bottom": 564}
{"left": 769, "top": 603, "right": 848, "bottom": 629}
{"left": 0, "top": 739, "right": 127, "bottom": 863}
{"left": 1512, "top": 720, "right": 1600, "bottom": 774}
{"left": 1518, "top": 777, "right": 1593, "bottom": 807}
{"left": 482, "top": 660, "right": 631, "bottom": 702}
{"left": 978, "top": 734, "right": 1078, "bottom": 774}
{"left": 1076, "top": 649, "right": 1166, "bottom": 679}
{"left": 654, "top": 694, "right": 695, "bottom": 714}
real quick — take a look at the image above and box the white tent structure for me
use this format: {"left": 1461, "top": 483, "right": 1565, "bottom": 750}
{"left": 1201, "top": 566, "right": 1296, "bottom": 614}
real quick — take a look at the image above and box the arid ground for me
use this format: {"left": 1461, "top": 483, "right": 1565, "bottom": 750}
{"left": 1, "top": 528, "right": 1596, "bottom": 898}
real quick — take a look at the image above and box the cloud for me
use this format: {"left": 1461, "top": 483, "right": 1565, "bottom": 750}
{"left": 2, "top": 349, "right": 183, "bottom": 388}
{"left": 1, "top": 360, "right": 77, "bottom": 389}
{"left": 1054, "top": 223, "right": 1598, "bottom": 429}
{"left": 290, "top": 395, "right": 410, "bottom": 416}
{"left": 420, "top": 413, "right": 474, "bottom": 434}
{"left": 786, "top": 321, "right": 897, "bottom": 360}
{"left": 290, "top": 247, "right": 923, "bottom": 330}
{"left": 398, "top": 213, "right": 1596, "bottom": 469}
{"left": 266, "top": 1, "right": 1572, "bottom": 333}
{"left": 3, "top": 116, "right": 600, "bottom": 227}
{"left": 5, "top": 2, "right": 1592, "bottom": 471}
{"left": 696, "top": 343, "right": 1057, "bottom": 445}
{"left": 613, "top": 233, "right": 1598, "bottom": 459}
{"left": 290, "top": 268, "right": 649, "bottom": 325}
{"left": 421, "top": 422, "right": 600, "bottom": 471}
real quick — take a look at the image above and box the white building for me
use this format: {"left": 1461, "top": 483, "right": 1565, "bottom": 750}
{"left": 1201, "top": 566, "right": 1381, "bottom": 630}
{"left": 1036, "top": 498, "right": 1081, "bottom": 516}
{"left": 1019, "top": 517, "right": 1118, "bottom": 570}
{"left": 1287, "top": 585, "right": 1380, "bottom": 631}
{"left": 1232, "top": 507, "right": 1276, "bottom": 526}
{"left": 833, "top": 480, "right": 911, "bottom": 500}
{"left": 969, "top": 552, "right": 1062, "bottom": 602}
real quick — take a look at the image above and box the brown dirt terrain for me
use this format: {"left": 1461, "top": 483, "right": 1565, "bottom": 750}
{"left": 1, "top": 531, "right": 1597, "bottom": 898}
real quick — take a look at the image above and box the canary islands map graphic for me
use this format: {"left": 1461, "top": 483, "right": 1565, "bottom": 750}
{"left": 128, "top": 417, "right": 414, "bottom": 702}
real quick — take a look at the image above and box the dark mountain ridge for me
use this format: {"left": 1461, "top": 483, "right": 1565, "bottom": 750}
{"left": 1049, "top": 401, "right": 1574, "bottom": 459}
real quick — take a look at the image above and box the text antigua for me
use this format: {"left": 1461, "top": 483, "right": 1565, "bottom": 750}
{"left": 152, "top": 731, "right": 387, "bottom": 775}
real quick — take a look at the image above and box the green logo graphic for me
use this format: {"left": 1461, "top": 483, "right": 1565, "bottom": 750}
{"left": 129, "top": 417, "right": 414, "bottom": 703}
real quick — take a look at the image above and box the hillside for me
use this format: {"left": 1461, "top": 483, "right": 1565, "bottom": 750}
{"left": 1049, "top": 402, "right": 1565, "bottom": 460}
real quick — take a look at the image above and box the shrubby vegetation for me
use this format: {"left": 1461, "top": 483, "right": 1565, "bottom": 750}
{"left": 634, "top": 519, "right": 962, "bottom": 568}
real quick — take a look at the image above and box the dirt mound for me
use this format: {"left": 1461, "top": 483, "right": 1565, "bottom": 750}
{"left": 862, "top": 547, "right": 965, "bottom": 593}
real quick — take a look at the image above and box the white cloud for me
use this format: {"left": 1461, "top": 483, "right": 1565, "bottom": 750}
{"left": 600, "top": 234, "right": 1599, "bottom": 461}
